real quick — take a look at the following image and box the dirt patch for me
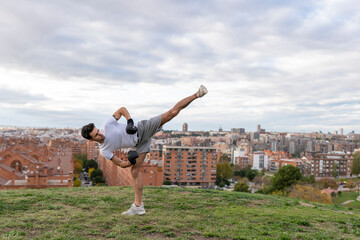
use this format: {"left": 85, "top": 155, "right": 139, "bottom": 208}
{"left": 247, "top": 199, "right": 271, "bottom": 207}
{"left": 299, "top": 202, "right": 315, "bottom": 207}
{"left": 178, "top": 191, "right": 193, "bottom": 195}
{"left": 300, "top": 201, "right": 354, "bottom": 215}
{"left": 341, "top": 200, "right": 354, "bottom": 205}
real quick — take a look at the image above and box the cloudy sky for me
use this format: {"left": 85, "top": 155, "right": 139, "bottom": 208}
{"left": 0, "top": 0, "right": 359, "bottom": 133}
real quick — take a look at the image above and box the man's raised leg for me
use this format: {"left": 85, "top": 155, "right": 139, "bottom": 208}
{"left": 160, "top": 85, "right": 208, "bottom": 128}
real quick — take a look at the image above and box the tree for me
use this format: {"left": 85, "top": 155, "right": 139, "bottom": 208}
{"left": 84, "top": 159, "right": 98, "bottom": 172}
{"left": 291, "top": 151, "right": 301, "bottom": 158}
{"left": 90, "top": 169, "right": 103, "bottom": 181}
{"left": 270, "top": 165, "right": 303, "bottom": 193}
{"left": 220, "top": 154, "right": 231, "bottom": 163}
{"left": 246, "top": 169, "right": 259, "bottom": 182}
{"left": 233, "top": 165, "right": 251, "bottom": 178}
{"left": 233, "top": 168, "right": 247, "bottom": 178}
{"left": 351, "top": 152, "right": 360, "bottom": 177}
{"left": 302, "top": 175, "right": 315, "bottom": 184}
{"left": 252, "top": 176, "right": 263, "bottom": 186}
{"left": 234, "top": 182, "right": 250, "bottom": 192}
{"left": 332, "top": 161, "right": 338, "bottom": 178}
{"left": 73, "top": 153, "right": 87, "bottom": 162}
{"left": 88, "top": 168, "right": 95, "bottom": 178}
{"left": 216, "top": 162, "right": 232, "bottom": 185}
{"left": 73, "top": 159, "right": 83, "bottom": 174}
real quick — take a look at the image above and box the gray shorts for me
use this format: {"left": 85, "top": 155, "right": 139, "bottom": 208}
{"left": 136, "top": 115, "right": 162, "bottom": 154}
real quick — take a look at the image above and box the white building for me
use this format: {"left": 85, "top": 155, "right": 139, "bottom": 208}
{"left": 252, "top": 151, "right": 269, "bottom": 170}
{"left": 231, "top": 147, "right": 245, "bottom": 164}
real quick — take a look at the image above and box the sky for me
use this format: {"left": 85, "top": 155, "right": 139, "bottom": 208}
{"left": 0, "top": 0, "right": 359, "bottom": 133}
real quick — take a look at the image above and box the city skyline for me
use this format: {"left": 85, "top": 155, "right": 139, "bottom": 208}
{"left": 0, "top": 1, "right": 359, "bottom": 132}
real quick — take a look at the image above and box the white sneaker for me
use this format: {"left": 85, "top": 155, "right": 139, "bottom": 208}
{"left": 197, "top": 85, "right": 208, "bottom": 98}
{"left": 121, "top": 203, "right": 146, "bottom": 216}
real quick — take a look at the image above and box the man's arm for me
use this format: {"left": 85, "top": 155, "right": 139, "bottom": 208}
{"left": 110, "top": 155, "right": 132, "bottom": 168}
{"left": 113, "top": 107, "right": 138, "bottom": 135}
{"left": 113, "top": 107, "right": 131, "bottom": 121}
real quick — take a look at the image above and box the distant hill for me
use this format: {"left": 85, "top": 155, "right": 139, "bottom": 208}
{"left": 0, "top": 187, "right": 359, "bottom": 239}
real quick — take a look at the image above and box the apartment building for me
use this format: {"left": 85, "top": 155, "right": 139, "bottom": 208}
{"left": 234, "top": 156, "right": 251, "bottom": 169}
{"left": 87, "top": 140, "right": 99, "bottom": 160}
{"left": 310, "top": 152, "right": 353, "bottom": 178}
{"left": 162, "top": 145, "right": 220, "bottom": 186}
{"left": 269, "top": 158, "right": 311, "bottom": 175}
{"left": 98, "top": 149, "right": 163, "bottom": 187}
{"left": 251, "top": 151, "right": 269, "bottom": 170}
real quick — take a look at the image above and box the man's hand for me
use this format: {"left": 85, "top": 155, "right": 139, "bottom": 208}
{"left": 127, "top": 150, "right": 139, "bottom": 165}
{"left": 110, "top": 155, "right": 131, "bottom": 168}
{"left": 126, "top": 119, "right": 138, "bottom": 135}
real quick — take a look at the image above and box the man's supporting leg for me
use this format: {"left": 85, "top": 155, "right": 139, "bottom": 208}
{"left": 131, "top": 152, "right": 147, "bottom": 207}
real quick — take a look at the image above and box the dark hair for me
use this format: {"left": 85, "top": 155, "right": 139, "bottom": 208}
{"left": 81, "top": 123, "right": 95, "bottom": 140}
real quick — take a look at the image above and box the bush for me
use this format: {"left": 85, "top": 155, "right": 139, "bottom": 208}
{"left": 234, "top": 182, "right": 250, "bottom": 192}
{"left": 88, "top": 168, "right": 95, "bottom": 178}
{"left": 288, "top": 184, "right": 331, "bottom": 204}
{"left": 93, "top": 176, "right": 105, "bottom": 185}
{"left": 316, "top": 178, "right": 337, "bottom": 189}
{"left": 73, "top": 178, "right": 81, "bottom": 187}
{"left": 163, "top": 180, "right": 171, "bottom": 185}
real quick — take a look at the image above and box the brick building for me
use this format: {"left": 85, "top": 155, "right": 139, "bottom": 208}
{"left": 234, "top": 156, "right": 251, "bottom": 169}
{"left": 310, "top": 152, "right": 353, "bottom": 178}
{"left": 0, "top": 140, "right": 73, "bottom": 189}
{"left": 87, "top": 141, "right": 99, "bottom": 160}
{"left": 49, "top": 139, "right": 86, "bottom": 155}
{"left": 98, "top": 149, "right": 163, "bottom": 187}
{"left": 96, "top": 145, "right": 220, "bottom": 187}
{"left": 162, "top": 145, "right": 220, "bottom": 186}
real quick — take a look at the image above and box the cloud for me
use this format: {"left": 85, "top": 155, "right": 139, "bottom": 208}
{"left": 0, "top": 88, "right": 48, "bottom": 105}
{"left": 0, "top": 0, "right": 359, "bottom": 132}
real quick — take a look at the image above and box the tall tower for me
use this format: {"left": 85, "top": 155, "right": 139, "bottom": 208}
{"left": 182, "top": 123, "right": 188, "bottom": 132}
{"left": 257, "top": 124, "right": 261, "bottom": 133}
{"left": 339, "top": 128, "right": 344, "bottom": 135}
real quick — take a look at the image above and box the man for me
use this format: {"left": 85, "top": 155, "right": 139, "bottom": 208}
{"left": 81, "top": 85, "right": 208, "bottom": 215}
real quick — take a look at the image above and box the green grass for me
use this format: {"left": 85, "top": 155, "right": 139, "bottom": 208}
{"left": 334, "top": 191, "right": 359, "bottom": 204}
{"left": 0, "top": 187, "right": 359, "bottom": 240}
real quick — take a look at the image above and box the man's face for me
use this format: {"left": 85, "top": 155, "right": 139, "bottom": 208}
{"left": 89, "top": 127, "right": 105, "bottom": 142}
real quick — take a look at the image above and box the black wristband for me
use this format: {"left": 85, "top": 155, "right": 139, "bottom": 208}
{"left": 127, "top": 118, "right": 134, "bottom": 125}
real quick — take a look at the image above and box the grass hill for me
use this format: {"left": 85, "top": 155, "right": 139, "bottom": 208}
{"left": 0, "top": 187, "right": 359, "bottom": 240}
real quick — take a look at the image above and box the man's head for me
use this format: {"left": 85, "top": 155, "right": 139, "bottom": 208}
{"left": 81, "top": 123, "right": 105, "bottom": 142}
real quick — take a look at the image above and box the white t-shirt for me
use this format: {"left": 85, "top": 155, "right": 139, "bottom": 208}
{"left": 99, "top": 116, "right": 138, "bottom": 160}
